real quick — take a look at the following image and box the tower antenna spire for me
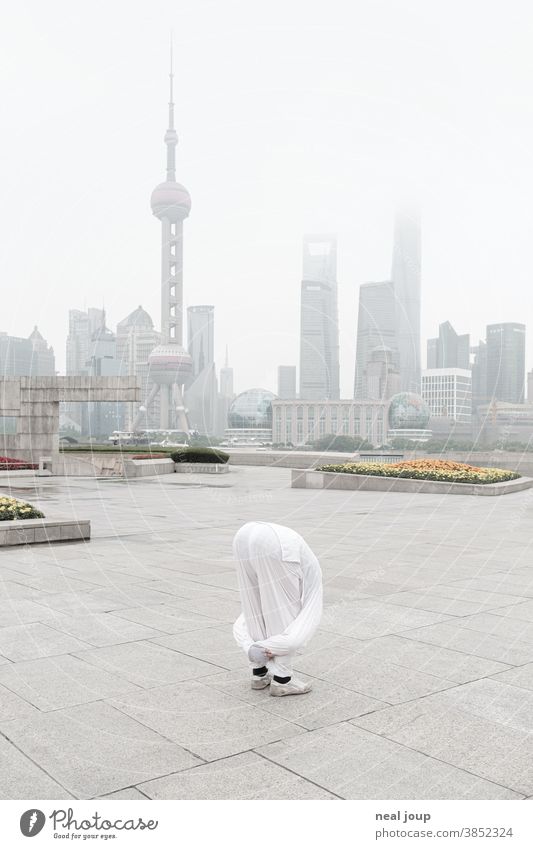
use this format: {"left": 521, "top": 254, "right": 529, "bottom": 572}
{"left": 165, "top": 33, "right": 177, "bottom": 180}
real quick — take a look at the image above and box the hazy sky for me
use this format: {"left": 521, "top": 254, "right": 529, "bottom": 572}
{"left": 2, "top": 0, "right": 533, "bottom": 396}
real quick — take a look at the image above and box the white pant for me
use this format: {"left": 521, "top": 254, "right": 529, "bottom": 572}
{"left": 236, "top": 537, "right": 302, "bottom": 678}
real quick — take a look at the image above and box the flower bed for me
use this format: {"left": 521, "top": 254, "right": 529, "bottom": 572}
{"left": 0, "top": 456, "right": 38, "bottom": 471}
{"left": 316, "top": 458, "right": 520, "bottom": 485}
{"left": 0, "top": 496, "right": 45, "bottom": 521}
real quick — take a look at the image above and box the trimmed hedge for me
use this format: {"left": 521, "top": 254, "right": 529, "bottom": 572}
{"left": 0, "top": 496, "right": 45, "bottom": 521}
{"left": 170, "top": 446, "right": 230, "bottom": 464}
{"left": 316, "top": 458, "right": 520, "bottom": 485}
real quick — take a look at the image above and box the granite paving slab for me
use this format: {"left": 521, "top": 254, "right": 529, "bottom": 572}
{"left": 319, "top": 634, "right": 511, "bottom": 684}
{"left": 110, "top": 605, "right": 220, "bottom": 635}
{"left": 98, "top": 788, "right": 149, "bottom": 800}
{"left": 0, "top": 700, "right": 201, "bottom": 798}
{"left": 138, "top": 751, "right": 336, "bottom": 799}
{"left": 151, "top": 627, "right": 246, "bottom": 669}
{"left": 255, "top": 722, "right": 520, "bottom": 799}
{"left": 401, "top": 621, "right": 533, "bottom": 665}
{"left": 294, "top": 646, "right": 457, "bottom": 703}
{"left": 455, "top": 611, "right": 533, "bottom": 642}
{"left": 168, "top": 594, "right": 243, "bottom": 623}
{"left": 0, "top": 598, "right": 62, "bottom": 627}
{"left": 490, "top": 599, "right": 533, "bottom": 623}
{"left": 320, "top": 599, "right": 453, "bottom": 640}
{"left": 0, "top": 622, "right": 91, "bottom": 661}
{"left": 361, "top": 706, "right": 533, "bottom": 796}
{"left": 0, "top": 654, "right": 141, "bottom": 711}
{"left": 0, "top": 736, "right": 73, "bottom": 799}
{"left": 0, "top": 681, "right": 39, "bottom": 720}
{"left": 40, "top": 611, "right": 162, "bottom": 647}
{"left": 202, "top": 669, "right": 386, "bottom": 729}
{"left": 381, "top": 590, "right": 517, "bottom": 617}
{"left": 109, "top": 680, "right": 305, "bottom": 761}
{"left": 490, "top": 663, "right": 533, "bottom": 692}
{"left": 74, "top": 640, "right": 223, "bottom": 688}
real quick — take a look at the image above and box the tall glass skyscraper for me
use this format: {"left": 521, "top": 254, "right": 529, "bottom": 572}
{"left": 486, "top": 322, "right": 526, "bottom": 403}
{"left": 299, "top": 235, "right": 340, "bottom": 400}
{"left": 353, "top": 281, "right": 398, "bottom": 399}
{"left": 186, "top": 305, "right": 217, "bottom": 433}
{"left": 427, "top": 321, "right": 470, "bottom": 370}
{"left": 391, "top": 207, "right": 421, "bottom": 394}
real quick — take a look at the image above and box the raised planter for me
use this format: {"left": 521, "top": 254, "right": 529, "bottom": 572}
{"left": 0, "top": 518, "right": 90, "bottom": 546}
{"left": 174, "top": 463, "right": 230, "bottom": 474}
{"left": 291, "top": 468, "right": 533, "bottom": 496}
{"left": 123, "top": 458, "right": 175, "bottom": 478}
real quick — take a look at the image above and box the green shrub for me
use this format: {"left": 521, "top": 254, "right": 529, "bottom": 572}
{"left": 170, "top": 446, "right": 230, "bottom": 464}
{"left": 311, "top": 434, "right": 374, "bottom": 452}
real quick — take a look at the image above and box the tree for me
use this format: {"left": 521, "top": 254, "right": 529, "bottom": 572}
{"left": 310, "top": 434, "right": 374, "bottom": 452}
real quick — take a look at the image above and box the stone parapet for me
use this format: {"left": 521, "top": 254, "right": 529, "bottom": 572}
{"left": 291, "top": 468, "right": 533, "bottom": 496}
{"left": 0, "top": 518, "right": 91, "bottom": 546}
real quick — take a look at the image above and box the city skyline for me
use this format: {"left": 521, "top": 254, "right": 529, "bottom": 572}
{"left": 3, "top": 2, "right": 533, "bottom": 397}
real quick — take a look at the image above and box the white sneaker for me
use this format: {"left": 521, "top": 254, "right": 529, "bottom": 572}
{"left": 270, "top": 678, "right": 312, "bottom": 697}
{"left": 251, "top": 673, "right": 272, "bottom": 690}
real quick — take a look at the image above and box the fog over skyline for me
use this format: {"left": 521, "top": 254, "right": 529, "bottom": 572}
{"left": 2, "top": 0, "right": 533, "bottom": 397}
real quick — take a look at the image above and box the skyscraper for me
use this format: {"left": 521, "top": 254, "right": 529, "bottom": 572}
{"left": 486, "top": 322, "right": 526, "bottom": 403}
{"left": 116, "top": 306, "right": 161, "bottom": 429}
{"left": 187, "top": 306, "right": 214, "bottom": 376}
{"left": 134, "top": 47, "right": 193, "bottom": 432}
{"left": 186, "top": 305, "right": 217, "bottom": 433}
{"left": 391, "top": 207, "right": 421, "bottom": 394}
{"left": 299, "top": 235, "right": 339, "bottom": 400}
{"left": 0, "top": 328, "right": 55, "bottom": 377}
{"left": 216, "top": 347, "right": 235, "bottom": 435}
{"left": 65, "top": 307, "right": 106, "bottom": 431}
{"left": 354, "top": 281, "right": 398, "bottom": 399}
{"left": 427, "top": 321, "right": 470, "bottom": 370}
{"left": 277, "top": 365, "right": 297, "bottom": 399}
{"left": 471, "top": 339, "right": 488, "bottom": 410}
{"left": 66, "top": 308, "right": 105, "bottom": 378}
{"left": 86, "top": 324, "right": 121, "bottom": 436}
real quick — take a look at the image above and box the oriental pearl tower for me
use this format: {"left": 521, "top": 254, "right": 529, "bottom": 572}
{"left": 134, "top": 47, "right": 193, "bottom": 432}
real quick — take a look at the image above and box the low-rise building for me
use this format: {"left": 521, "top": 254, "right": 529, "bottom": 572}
{"left": 271, "top": 399, "right": 388, "bottom": 446}
{"left": 422, "top": 368, "right": 472, "bottom": 424}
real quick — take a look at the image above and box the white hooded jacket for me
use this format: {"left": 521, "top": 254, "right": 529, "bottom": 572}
{"left": 232, "top": 521, "right": 323, "bottom": 659}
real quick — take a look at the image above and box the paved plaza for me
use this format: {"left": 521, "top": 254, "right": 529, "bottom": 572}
{"left": 0, "top": 465, "right": 532, "bottom": 799}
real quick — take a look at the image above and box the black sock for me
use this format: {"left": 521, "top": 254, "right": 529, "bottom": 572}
{"left": 253, "top": 666, "right": 268, "bottom": 677}
{"left": 273, "top": 675, "right": 291, "bottom": 684}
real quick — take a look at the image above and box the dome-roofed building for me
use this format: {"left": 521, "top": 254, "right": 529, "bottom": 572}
{"left": 387, "top": 391, "right": 431, "bottom": 443}
{"left": 117, "top": 305, "right": 154, "bottom": 330}
{"left": 225, "top": 388, "right": 277, "bottom": 443}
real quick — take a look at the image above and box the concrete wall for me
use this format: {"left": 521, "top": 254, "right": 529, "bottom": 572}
{"left": 0, "top": 376, "right": 140, "bottom": 468}
{"left": 123, "top": 458, "right": 175, "bottom": 478}
{"left": 52, "top": 448, "right": 533, "bottom": 478}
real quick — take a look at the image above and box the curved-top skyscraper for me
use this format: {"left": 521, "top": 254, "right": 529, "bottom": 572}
{"left": 134, "top": 47, "right": 193, "bottom": 432}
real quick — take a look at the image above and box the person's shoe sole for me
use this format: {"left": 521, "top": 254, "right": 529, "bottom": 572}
{"left": 251, "top": 675, "right": 272, "bottom": 690}
{"left": 270, "top": 682, "right": 312, "bottom": 697}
